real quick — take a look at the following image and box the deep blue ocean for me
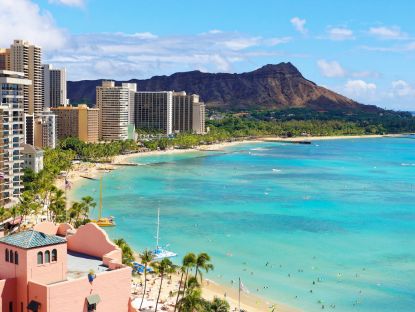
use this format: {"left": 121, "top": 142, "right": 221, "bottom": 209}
{"left": 71, "top": 137, "right": 415, "bottom": 312}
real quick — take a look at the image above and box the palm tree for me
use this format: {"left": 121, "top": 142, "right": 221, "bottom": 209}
{"left": 113, "top": 238, "right": 134, "bottom": 265}
{"left": 178, "top": 277, "right": 205, "bottom": 312}
{"left": 80, "top": 196, "right": 96, "bottom": 219}
{"left": 194, "top": 252, "right": 214, "bottom": 282}
{"left": 210, "top": 297, "right": 230, "bottom": 312}
{"left": 178, "top": 287, "right": 202, "bottom": 312}
{"left": 49, "top": 188, "right": 66, "bottom": 223}
{"left": 175, "top": 253, "right": 196, "bottom": 312}
{"left": 151, "top": 258, "right": 176, "bottom": 312}
{"left": 18, "top": 191, "right": 40, "bottom": 231}
{"left": 0, "top": 207, "right": 10, "bottom": 223}
{"left": 139, "top": 249, "right": 154, "bottom": 310}
{"left": 69, "top": 201, "right": 83, "bottom": 226}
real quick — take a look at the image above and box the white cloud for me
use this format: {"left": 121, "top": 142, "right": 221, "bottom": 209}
{"left": 390, "top": 80, "right": 415, "bottom": 97}
{"left": 368, "top": 26, "right": 408, "bottom": 40}
{"left": 265, "top": 37, "right": 291, "bottom": 46}
{"left": 207, "top": 29, "right": 223, "bottom": 34}
{"left": 344, "top": 80, "right": 377, "bottom": 97}
{"left": 125, "top": 32, "right": 158, "bottom": 40}
{"left": 361, "top": 41, "right": 415, "bottom": 53}
{"left": 44, "top": 31, "right": 292, "bottom": 80}
{"left": 351, "top": 70, "right": 381, "bottom": 79}
{"left": 221, "top": 37, "right": 261, "bottom": 51}
{"left": 317, "top": 59, "right": 346, "bottom": 78}
{"left": 327, "top": 27, "right": 354, "bottom": 41}
{"left": 0, "top": 0, "right": 68, "bottom": 50}
{"left": 290, "top": 17, "right": 307, "bottom": 34}
{"left": 48, "top": 0, "right": 85, "bottom": 7}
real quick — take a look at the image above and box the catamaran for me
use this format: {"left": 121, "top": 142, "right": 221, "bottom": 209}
{"left": 91, "top": 177, "right": 116, "bottom": 227}
{"left": 152, "top": 208, "right": 177, "bottom": 260}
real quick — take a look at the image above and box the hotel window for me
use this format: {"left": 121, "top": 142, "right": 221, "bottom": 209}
{"left": 52, "top": 249, "right": 57, "bottom": 261}
{"left": 14, "top": 251, "right": 18, "bottom": 265}
{"left": 9, "top": 250, "right": 14, "bottom": 263}
{"left": 37, "top": 251, "right": 43, "bottom": 265}
{"left": 5, "top": 249, "right": 9, "bottom": 262}
{"left": 45, "top": 250, "right": 50, "bottom": 263}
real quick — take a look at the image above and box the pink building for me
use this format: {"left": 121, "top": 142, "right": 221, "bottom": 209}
{"left": 0, "top": 223, "right": 136, "bottom": 312}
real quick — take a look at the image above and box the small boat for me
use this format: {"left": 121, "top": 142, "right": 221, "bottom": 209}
{"left": 91, "top": 177, "right": 116, "bottom": 227}
{"left": 152, "top": 208, "right": 177, "bottom": 260}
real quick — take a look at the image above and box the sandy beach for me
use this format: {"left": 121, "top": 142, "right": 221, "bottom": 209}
{"left": 58, "top": 133, "right": 401, "bottom": 311}
{"left": 130, "top": 263, "right": 300, "bottom": 312}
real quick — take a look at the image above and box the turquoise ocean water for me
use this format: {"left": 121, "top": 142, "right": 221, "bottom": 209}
{"left": 71, "top": 137, "right": 415, "bottom": 311}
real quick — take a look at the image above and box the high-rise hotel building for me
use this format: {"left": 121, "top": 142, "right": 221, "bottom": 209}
{"left": 8, "top": 40, "right": 43, "bottom": 116}
{"left": 52, "top": 105, "right": 99, "bottom": 143}
{"left": 122, "top": 83, "right": 137, "bottom": 124}
{"left": 34, "top": 109, "right": 57, "bottom": 149}
{"left": 172, "top": 92, "right": 206, "bottom": 134}
{"left": 42, "top": 64, "right": 68, "bottom": 108}
{"left": 0, "top": 70, "right": 31, "bottom": 205}
{"left": 0, "top": 48, "right": 11, "bottom": 71}
{"left": 135, "top": 91, "right": 173, "bottom": 135}
{"left": 96, "top": 81, "right": 131, "bottom": 141}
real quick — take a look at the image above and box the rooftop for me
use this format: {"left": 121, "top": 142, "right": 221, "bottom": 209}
{"left": 66, "top": 251, "right": 109, "bottom": 281}
{"left": 0, "top": 230, "right": 66, "bottom": 249}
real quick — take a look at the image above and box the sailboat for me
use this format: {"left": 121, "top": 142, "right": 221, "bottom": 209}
{"left": 152, "top": 208, "right": 177, "bottom": 260}
{"left": 91, "top": 177, "right": 116, "bottom": 227}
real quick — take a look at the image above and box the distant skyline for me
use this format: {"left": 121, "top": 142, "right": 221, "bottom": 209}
{"left": 1, "top": 0, "right": 414, "bottom": 110}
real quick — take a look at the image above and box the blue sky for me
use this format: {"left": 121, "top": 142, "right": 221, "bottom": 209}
{"left": 1, "top": 0, "right": 415, "bottom": 110}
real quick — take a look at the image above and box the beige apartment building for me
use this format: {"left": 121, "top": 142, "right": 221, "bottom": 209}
{"left": 96, "top": 81, "right": 130, "bottom": 141}
{"left": 172, "top": 92, "right": 206, "bottom": 134}
{"left": 52, "top": 105, "right": 99, "bottom": 143}
{"left": 7, "top": 40, "right": 43, "bottom": 116}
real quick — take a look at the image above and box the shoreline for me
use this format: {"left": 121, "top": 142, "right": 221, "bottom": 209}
{"left": 59, "top": 134, "right": 404, "bottom": 196}
{"left": 59, "top": 133, "right": 402, "bottom": 311}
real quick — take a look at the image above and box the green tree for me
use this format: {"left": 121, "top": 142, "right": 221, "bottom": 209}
{"left": 151, "top": 258, "right": 176, "bottom": 312}
{"left": 194, "top": 252, "right": 214, "bottom": 282}
{"left": 178, "top": 277, "right": 205, "bottom": 312}
{"left": 139, "top": 249, "right": 155, "bottom": 310}
{"left": 69, "top": 201, "right": 83, "bottom": 227}
{"left": 114, "top": 238, "right": 135, "bottom": 265}
{"left": 80, "top": 196, "right": 96, "bottom": 219}
{"left": 49, "top": 187, "right": 67, "bottom": 223}
{"left": 175, "top": 253, "right": 197, "bottom": 312}
{"left": 22, "top": 168, "right": 37, "bottom": 191}
{"left": 18, "top": 191, "right": 40, "bottom": 231}
{"left": 210, "top": 297, "right": 230, "bottom": 312}
{"left": 0, "top": 207, "right": 10, "bottom": 223}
